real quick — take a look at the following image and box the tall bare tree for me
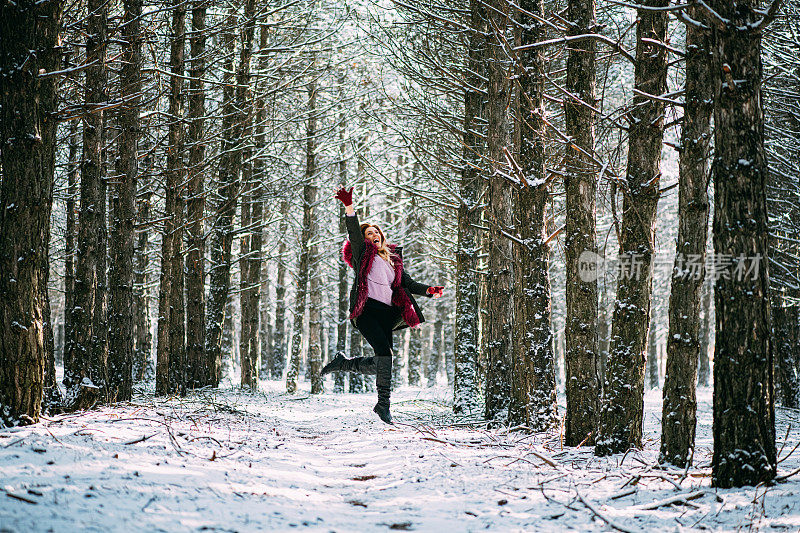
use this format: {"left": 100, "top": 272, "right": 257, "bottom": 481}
{"left": 596, "top": 0, "right": 668, "bottom": 456}
{"left": 453, "top": 0, "right": 484, "bottom": 414}
{"left": 563, "top": 0, "right": 601, "bottom": 448}
{"left": 483, "top": 0, "right": 515, "bottom": 424}
{"left": 509, "top": 0, "right": 558, "bottom": 430}
{"left": 659, "top": 6, "right": 713, "bottom": 467}
{"left": 65, "top": 0, "right": 110, "bottom": 409}
{"left": 156, "top": 0, "right": 187, "bottom": 396}
{"left": 709, "top": 0, "right": 778, "bottom": 488}
{"left": 108, "top": 0, "right": 143, "bottom": 402}
{"left": 185, "top": 0, "right": 208, "bottom": 389}
{"left": 0, "top": 0, "right": 62, "bottom": 426}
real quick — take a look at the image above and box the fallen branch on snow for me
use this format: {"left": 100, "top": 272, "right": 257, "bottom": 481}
{"left": 575, "top": 489, "right": 641, "bottom": 533}
{"left": 631, "top": 490, "right": 706, "bottom": 510}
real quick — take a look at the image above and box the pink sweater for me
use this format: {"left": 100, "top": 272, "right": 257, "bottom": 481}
{"left": 367, "top": 255, "right": 395, "bottom": 305}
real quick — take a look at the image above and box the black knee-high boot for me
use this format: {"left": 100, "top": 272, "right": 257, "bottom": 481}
{"left": 373, "top": 355, "right": 393, "bottom": 424}
{"left": 321, "top": 352, "right": 376, "bottom": 376}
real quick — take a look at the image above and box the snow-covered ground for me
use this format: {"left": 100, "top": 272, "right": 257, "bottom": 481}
{"left": 2, "top": 381, "right": 799, "bottom": 532}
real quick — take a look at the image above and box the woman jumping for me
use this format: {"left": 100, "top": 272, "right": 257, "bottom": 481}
{"left": 322, "top": 186, "right": 444, "bottom": 424}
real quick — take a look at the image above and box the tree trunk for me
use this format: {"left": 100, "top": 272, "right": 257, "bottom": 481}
{"left": 697, "top": 276, "right": 711, "bottom": 386}
{"left": 427, "top": 300, "right": 444, "bottom": 387}
{"left": 221, "top": 297, "right": 235, "bottom": 380}
{"left": 483, "top": 0, "right": 514, "bottom": 424}
{"left": 260, "top": 276, "right": 271, "bottom": 377}
{"left": 349, "top": 328, "right": 364, "bottom": 393}
{"left": 65, "top": 0, "right": 109, "bottom": 409}
{"left": 270, "top": 201, "right": 290, "bottom": 379}
{"left": 334, "top": 77, "right": 349, "bottom": 394}
{"left": 774, "top": 305, "right": 799, "bottom": 408}
{"left": 596, "top": 1, "right": 667, "bottom": 456}
{"left": 647, "top": 317, "right": 659, "bottom": 389}
{"left": 42, "top": 254, "right": 61, "bottom": 413}
{"left": 286, "top": 209, "right": 310, "bottom": 394}
{"left": 133, "top": 182, "right": 152, "bottom": 381}
{"left": 156, "top": 0, "right": 187, "bottom": 396}
{"left": 659, "top": 12, "right": 712, "bottom": 466}
{"left": 0, "top": 0, "right": 61, "bottom": 426}
{"left": 563, "top": 0, "right": 600, "bottom": 446}
{"left": 709, "top": 0, "right": 776, "bottom": 489}
{"left": 236, "top": 0, "right": 259, "bottom": 390}
{"left": 205, "top": 11, "right": 240, "bottom": 387}
{"left": 63, "top": 119, "right": 79, "bottom": 388}
{"left": 453, "top": 0, "right": 484, "bottom": 414}
{"left": 185, "top": 0, "right": 207, "bottom": 389}
{"left": 509, "top": 0, "right": 557, "bottom": 431}
{"left": 108, "top": 0, "right": 142, "bottom": 403}
{"left": 408, "top": 327, "right": 423, "bottom": 386}
{"left": 597, "top": 295, "right": 609, "bottom": 396}
{"left": 304, "top": 79, "right": 324, "bottom": 395}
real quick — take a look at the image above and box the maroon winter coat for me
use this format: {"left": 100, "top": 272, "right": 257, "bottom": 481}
{"left": 341, "top": 212, "right": 431, "bottom": 331}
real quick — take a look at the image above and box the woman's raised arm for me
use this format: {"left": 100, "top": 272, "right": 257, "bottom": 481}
{"left": 335, "top": 186, "right": 364, "bottom": 259}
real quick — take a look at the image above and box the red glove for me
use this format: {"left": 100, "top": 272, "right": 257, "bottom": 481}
{"left": 334, "top": 187, "right": 354, "bottom": 206}
{"left": 427, "top": 286, "right": 444, "bottom": 297}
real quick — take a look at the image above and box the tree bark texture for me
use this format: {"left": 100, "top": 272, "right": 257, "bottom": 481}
{"left": 270, "top": 201, "right": 290, "bottom": 379}
{"left": 647, "top": 318, "right": 659, "bottom": 389}
{"left": 304, "top": 80, "right": 324, "bottom": 395}
{"left": 156, "top": 0, "right": 187, "bottom": 396}
{"left": 597, "top": 296, "right": 609, "bottom": 396}
{"left": 0, "top": 0, "right": 62, "bottom": 426}
{"left": 510, "top": 0, "right": 558, "bottom": 431}
{"left": 698, "top": 277, "right": 711, "bottom": 386}
{"left": 596, "top": 1, "right": 667, "bottom": 456}
{"left": 63, "top": 120, "right": 79, "bottom": 387}
{"left": 408, "top": 328, "right": 423, "bottom": 386}
{"left": 65, "top": 0, "right": 109, "bottom": 410}
{"left": 483, "top": 0, "right": 514, "bottom": 424}
{"left": 185, "top": 0, "right": 207, "bottom": 389}
{"left": 107, "top": 0, "right": 143, "bottom": 403}
{"left": 563, "top": 0, "right": 601, "bottom": 448}
{"left": 453, "top": 0, "right": 484, "bottom": 414}
{"left": 286, "top": 202, "right": 310, "bottom": 394}
{"left": 660, "top": 11, "right": 713, "bottom": 467}
{"left": 709, "top": 0, "right": 776, "bottom": 488}
{"left": 205, "top": 12, "right": 239, "bottom": 387}
{"left": 133, "top": 182, "right": 152, "bottom": 381}
{"left": 237, "top": 0, "right": 259, "bottom": 390}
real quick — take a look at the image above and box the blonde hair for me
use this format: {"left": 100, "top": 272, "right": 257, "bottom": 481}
{"left": 360, "top": 223, "right": 397, "bottom": 264}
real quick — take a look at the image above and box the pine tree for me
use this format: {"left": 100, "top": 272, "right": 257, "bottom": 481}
{"left": 65, "top": 0, "right": 110, "bottom": 409}
{"left": 597, "top": 0, "right": 669, "bottom": 455}
{"left": 709, "top": 0, "right": 778, "bottom": 488}
{"left": 659, "top": 6, "right": 713, "bottom": 466}
{"left": 453, "top": 0, "right": 484, "bottom": 414}
{"left": 185, "top": 0, "right": 208, "bottom": 389}
{"left": 563, "top": 0, "right": 601, "bottom": 448}
{"left": 0, "top": 0, "right": 62, "bottom": 426}
{"left": 509, "top": 0, "right": 557, "bottom": 431}
{"left": 483, "top": 0, "right": 514, "bottom": 424}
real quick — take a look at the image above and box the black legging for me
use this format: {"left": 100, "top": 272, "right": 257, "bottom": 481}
{"left": 355, "top": 298, "right": 401, "bottom": 358}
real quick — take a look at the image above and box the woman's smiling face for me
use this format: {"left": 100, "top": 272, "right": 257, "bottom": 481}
{"left": 364, "top": 226, "right": 383, "bottom": 247}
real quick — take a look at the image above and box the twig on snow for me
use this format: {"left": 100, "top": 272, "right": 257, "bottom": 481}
{"left": 631, "top": 490, "right": 706, "bottom": 510}
{"left": 4, "top": 491, "right": 38, "bottom": 505}
{"left": 575, "top": 489, "right": 642, "bottom": 533}
{"left": 776, "top": 465, "right": 800, "bottom": 482}
{"left": 123, "top": 433, "right": 158, "bottom": 445}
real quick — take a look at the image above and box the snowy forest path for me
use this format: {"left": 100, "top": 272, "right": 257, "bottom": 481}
{"left": 1, "top": 383, "right": 799, "bottom": 531}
